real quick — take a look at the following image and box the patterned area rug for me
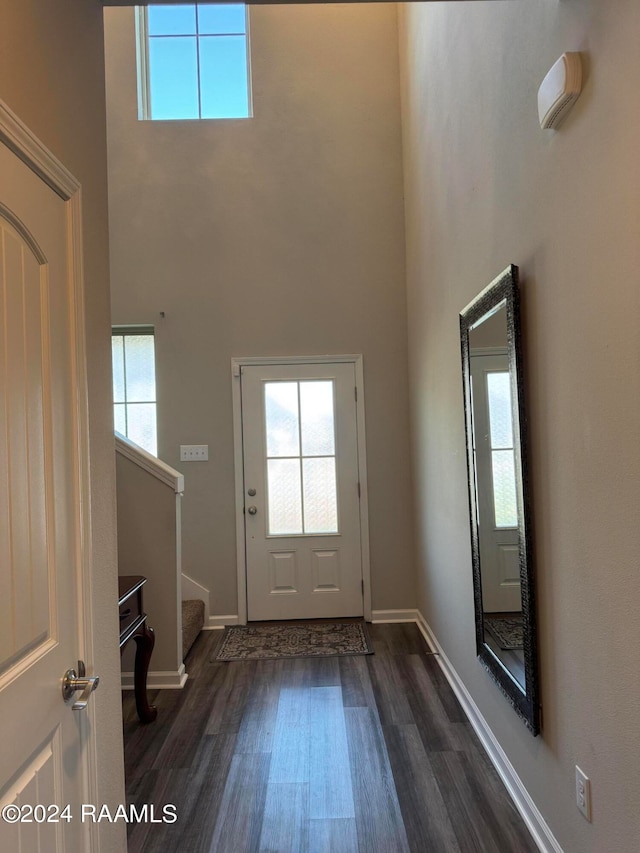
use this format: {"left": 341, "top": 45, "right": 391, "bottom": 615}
{"left": 484, "top": 615, "right": 523, "bottom": 650}
{"left": 214, "top": 621, "right": 373, "bottom": 661}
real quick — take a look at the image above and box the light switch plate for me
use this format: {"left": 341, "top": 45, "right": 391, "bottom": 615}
{"left": 575, "top": 766, "right": 592, "bottom": 821}
{"left": 180, "top": 444, "right": 208, "bottom": 461}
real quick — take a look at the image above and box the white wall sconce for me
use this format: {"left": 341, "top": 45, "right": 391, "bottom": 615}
{"left": 538, "top": 52, "right": 583, "bottom": 129}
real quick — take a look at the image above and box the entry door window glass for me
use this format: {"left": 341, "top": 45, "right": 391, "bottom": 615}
{"left": 265, "top": 382, "right": 299, "bottom": 457}
{"left": 486, "top": 372, "right": 517, "bottom": 528}
{"left": 266, "top": 458, "right": 303, "bottom": 534}
{"left": 300, "top": 381, "right": 335, "bottom": 456}
{"left": 264, "top": 380, "right": 338, "bottom": 535}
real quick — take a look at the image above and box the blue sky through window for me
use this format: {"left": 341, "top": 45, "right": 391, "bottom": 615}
{"left": 148, "top": 5, "right": 196, "bottom": 36}
{"left": 198, "top": 5, "right": 246, "bottom": 34}
{"left": 145, "top": 4, "right": 250, "bottom": 120}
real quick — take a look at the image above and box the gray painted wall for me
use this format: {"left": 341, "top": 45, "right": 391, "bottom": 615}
{"left": 400, "top": 1, "right": 640, "bottom": 850}
{"left": 104, "top": 4, "right": 415, "bottom": 617}
{"left": 1, "top": 2, "right": 125, "bottom": 849}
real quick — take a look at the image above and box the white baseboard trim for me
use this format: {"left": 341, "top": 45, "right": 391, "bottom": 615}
{"left": 371, "top": 608, "right": 419, "bottom": 623}
{"left": 205, "top": 614, "right": 239, "bottom": 630}
{"left": 414, "top": 611, "right": 562, "bottom": 853}
{"left": 204, "top": 611, "right": 418, "bottom": 628}
{"left": 121, "top": 664, "right": 188, "bottom": 690}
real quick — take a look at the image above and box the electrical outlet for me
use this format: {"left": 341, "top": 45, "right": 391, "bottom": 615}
{"left": 575, "top": 766, "right": 592, "bottom": 821}
{"left": 180, "top": 444, "right": 209, "bottom": 461}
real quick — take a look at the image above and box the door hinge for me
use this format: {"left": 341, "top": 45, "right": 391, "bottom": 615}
{"left": 361, "top": 579, "right": 364, "bottom": 594}
{"left": 357, "top": 482, "right": 361, "bottom": 498}
{"left": 354, "top": 386, "right": 358, "bottom": 402}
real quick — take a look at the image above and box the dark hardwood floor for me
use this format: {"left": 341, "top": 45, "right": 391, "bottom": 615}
{"left": 122, "top": 623, "right": 537, "bottom": 853}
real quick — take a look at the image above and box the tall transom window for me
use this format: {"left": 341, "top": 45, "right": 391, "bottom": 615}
{"left": 136, "top": 4, "right": 251, "bottom": 120}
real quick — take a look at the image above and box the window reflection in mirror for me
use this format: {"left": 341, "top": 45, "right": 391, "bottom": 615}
{"left": 469, "top": 302, "right": 525, "bottom": 689}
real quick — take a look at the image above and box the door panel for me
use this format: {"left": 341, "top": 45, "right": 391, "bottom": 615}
{"left": 241, "top": 362, "right": 363, "bottom": 621}
{"left": 1, "top": 213, "right": 53, "bottom": 669}
{"left": 311, "top": 549, "right": 341, "bottom": 592}
{"left": 0, "top": 123, "right": 90, "bottom": 851}
{"left": 2, "top": 732, "right": 64, "bottom": 852}
{"left": 269, "top": 550, "right": 299, "bottom": 594}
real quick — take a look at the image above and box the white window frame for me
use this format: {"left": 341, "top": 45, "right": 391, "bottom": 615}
{"left": 112, "top": 325, "right": 158, "bottom": 455}
{"left": 135, "top": 4, "right": 253, "bottom": 121}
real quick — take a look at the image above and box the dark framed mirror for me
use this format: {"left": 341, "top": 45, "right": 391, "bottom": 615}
{"left": 460, "top": 265, "right": 539, "bottom": 735}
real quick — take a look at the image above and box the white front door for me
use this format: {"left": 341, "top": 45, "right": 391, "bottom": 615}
{"left": 470, "top": 353, "right": 521, "bottom": 613}
{"left": 241, "top": 362, "right": 363, "bottom": 621}
{"left": 0, "top": 110, "right": 95, "bottom": 850}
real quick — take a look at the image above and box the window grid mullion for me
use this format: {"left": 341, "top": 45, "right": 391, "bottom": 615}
{"left": 121, "top": 336, "right": 129, "bottom": 436}
{"left": 195, "top": 4, "right": 203, "bottom": 119}
{"left": 266, "top": 455, "right": 335, "bottom": 462}
{"left": 148, "top": 32, "right": 246, "bottom": 39}
{"left": 297, "top": 382, "right": 306, "bottom": 534}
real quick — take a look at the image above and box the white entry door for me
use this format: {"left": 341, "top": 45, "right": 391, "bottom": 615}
{"left": 470, "top": 353, "right": 521, "bottom": 613}
{"left": 241, "top": 362, "right": 364, "bottom": 621}
{"left": 0, "top": 108, "right": 95, "bottom": 850}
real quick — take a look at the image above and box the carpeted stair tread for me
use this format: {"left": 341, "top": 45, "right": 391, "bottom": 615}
{"left": 182, "top": 599, "right": 205, "bottom": 660}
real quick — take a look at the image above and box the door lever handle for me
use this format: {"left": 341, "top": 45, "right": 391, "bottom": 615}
{"left": 62, "top": 662, "right": 100, "bottom": 710}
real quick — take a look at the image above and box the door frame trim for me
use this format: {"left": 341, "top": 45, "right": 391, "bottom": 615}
{"left": 0, "top": 99, "right": 99, "bottom": 851}
{"left": 231, "top": 354, "right": 372, "bottom": 624}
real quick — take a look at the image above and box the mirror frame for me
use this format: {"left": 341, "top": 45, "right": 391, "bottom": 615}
{"left": 460, "top": 265, "right": 540, "bottom": 735}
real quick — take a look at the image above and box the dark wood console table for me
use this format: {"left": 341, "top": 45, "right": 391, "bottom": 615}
{"left": 119, "top": 575, "right": 157, "bottom": 724}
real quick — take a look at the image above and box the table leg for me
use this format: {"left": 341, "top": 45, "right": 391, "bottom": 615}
{"left": 133, "top": 624, "right": 158, "bottom": 723}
